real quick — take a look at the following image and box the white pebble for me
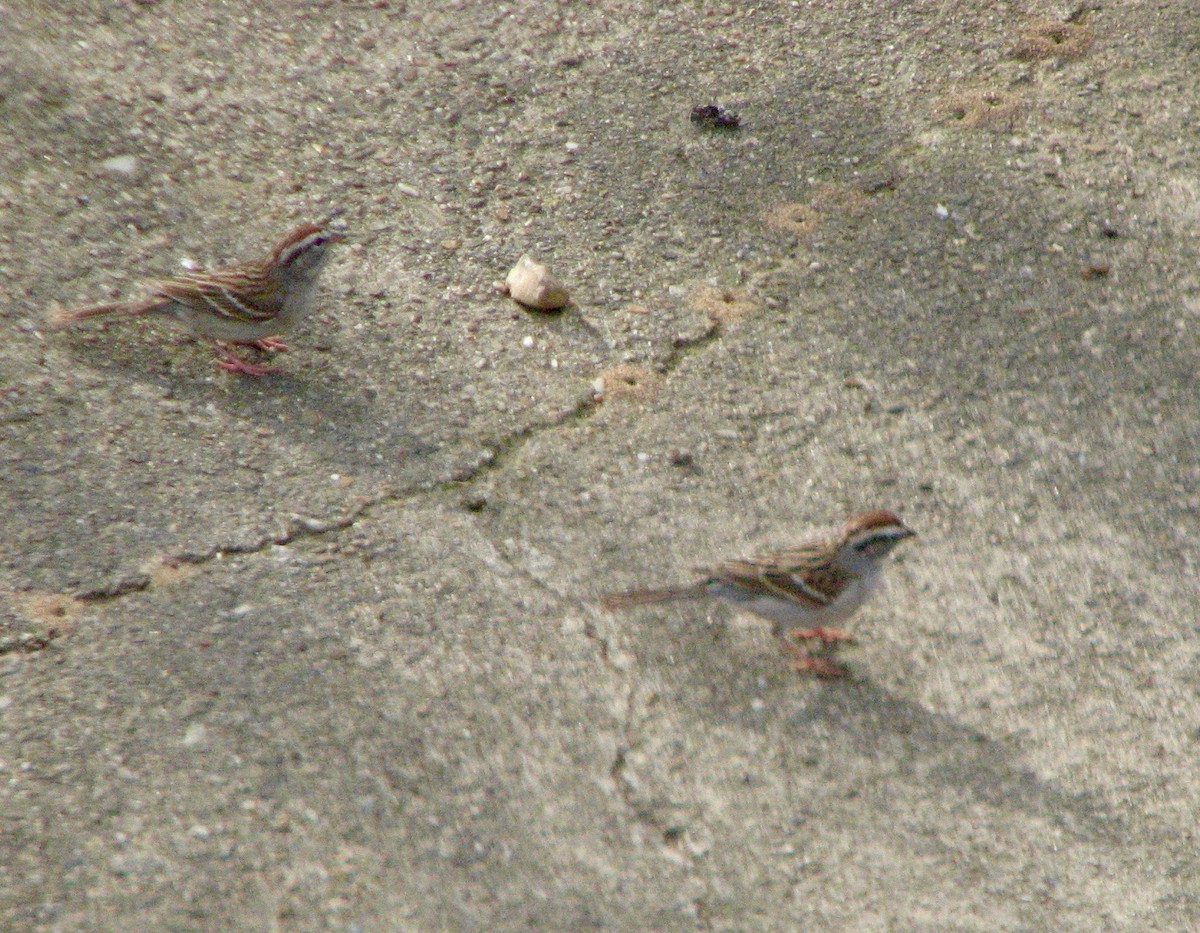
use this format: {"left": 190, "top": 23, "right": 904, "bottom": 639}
{"left": 504, "top": 255, "right": 570, "bottom": 310}
{"left": 99, "top": 154, "right": 139, "bottom": 177}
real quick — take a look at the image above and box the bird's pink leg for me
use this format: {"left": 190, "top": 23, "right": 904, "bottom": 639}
{"left": 253, "top": 336, "right": 290, "bottom": 352}
{"left": 213, "top": 342, "right": 274, "bottom": 376}
{"left": 776, "top": 638, "right": 848, "bottom": 679}
{"left": 789, "top": 627, "right": 856, "bottom": 645}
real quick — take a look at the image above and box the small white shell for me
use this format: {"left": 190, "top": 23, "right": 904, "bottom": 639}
{"left": 98, "top": 154, "right": 140, "bottom": 177}
{"left": 504, "top": 255, "right": 570, "bottom": 310}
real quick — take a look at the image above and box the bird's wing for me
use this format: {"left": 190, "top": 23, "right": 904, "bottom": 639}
{"left": 709, "top": 544, "right": 850, "bottom": 608}
{"left": 153, "top": 270, "right": 283, "bottom": 323}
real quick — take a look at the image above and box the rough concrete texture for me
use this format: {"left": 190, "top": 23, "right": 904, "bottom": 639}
{"left": 2, "top": 1, "right": 1198, "bottom": 930}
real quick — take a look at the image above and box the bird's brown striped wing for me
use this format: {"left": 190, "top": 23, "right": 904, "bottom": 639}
{"left": 153, "top": 268, "right": 284, "bottom": 323}
{"left": 709, "top": 544, "right": 851, "bottom": 609}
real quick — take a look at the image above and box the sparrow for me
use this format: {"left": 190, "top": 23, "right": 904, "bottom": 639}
{"left": 600, "top": 509, "right": 916, "bottom": 677}
{"left": 47, "top": 222, "right": 344, "bottom": 375}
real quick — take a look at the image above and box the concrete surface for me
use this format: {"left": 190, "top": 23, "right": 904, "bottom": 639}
{"left": 2, "top": 1, "right": 1198, "bottom": 930}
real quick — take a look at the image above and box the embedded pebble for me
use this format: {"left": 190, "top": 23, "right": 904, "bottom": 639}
{"left": 99, "top": 154, "right": 139, "bottom": 177}
{"left": 503, "top": 255, "right": 570, "bottom": 310}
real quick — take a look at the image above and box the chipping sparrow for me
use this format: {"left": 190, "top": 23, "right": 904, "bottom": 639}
{"left": 600, "top": 509, "right": 915, "bottom": 678}
{"left": 48, "top": 222, "right": 344, "bottom": 375}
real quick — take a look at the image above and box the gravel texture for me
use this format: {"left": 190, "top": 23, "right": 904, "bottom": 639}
{"left": 2, "top": 2, "right": 1198, "bottom": 930}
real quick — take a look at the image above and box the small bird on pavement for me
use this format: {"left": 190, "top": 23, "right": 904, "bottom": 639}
{"left": 48, "top": 221, "right": 344, "bottom": 375}
{"left": 600, "top": 509, "right": 916, "bottom": 678}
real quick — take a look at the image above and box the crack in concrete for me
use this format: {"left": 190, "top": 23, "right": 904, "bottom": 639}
{"left": 472, "top": 528, "right": 623, "bottom": 675}
{"left": 474, "top": 529, "right": 702, "bottom": 866}
{"left": 607, "top": 683, "right": 710, "bottom": 881}
{"left": 436, "top": 314, "right": 726, "bottom": 865}
{"left": 74, "top": 312, "right": 726, "bottom": 615}
{"left": 61, "top": 304, "right": 735, "bottom": 887}
{"left": 167, "top": 498, "right": 376, "bottom": 565}
{"left": 77, "top": 498, "right": 381, "bottom": 600}
{"left": 439, "top": 317, "right": 723, "bottom": 490}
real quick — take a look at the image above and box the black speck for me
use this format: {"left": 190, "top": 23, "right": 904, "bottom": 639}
{"left": 690, "top": 104, "right": 740, "bottom": 129}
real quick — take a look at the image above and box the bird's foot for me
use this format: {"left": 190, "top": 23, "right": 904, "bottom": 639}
{"left": 788, "top": 626, "right": 856, "bottom": 646}
{"left": 214, "top": 343, "right": 274, "bottom": 376}
{"left": 778, "top": 639, "right": 849, "bottom": 679}
{"left": 253, "top": 336, "right": 290, "bottom": 353}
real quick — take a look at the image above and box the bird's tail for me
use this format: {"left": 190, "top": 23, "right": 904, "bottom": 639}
{"left": 599, "top": 585, "right": 707, "bottom": 610}
{"left": 46, "top": 296, "right": 167, "bottom": 330}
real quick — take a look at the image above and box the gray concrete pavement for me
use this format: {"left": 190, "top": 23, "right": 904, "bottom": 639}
{"left": 2, "top": 2, "right": 1198, "bottom": 930}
